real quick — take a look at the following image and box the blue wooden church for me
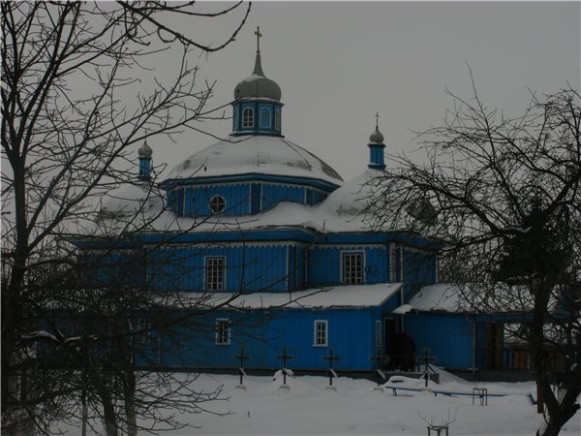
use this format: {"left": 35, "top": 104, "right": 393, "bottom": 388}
{"left": 76, "top": 29, "right": 514, "bottom": 374}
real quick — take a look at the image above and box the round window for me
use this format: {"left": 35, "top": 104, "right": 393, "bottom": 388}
{"left": 209, "top": 195, "right": 226, "bottom": 214}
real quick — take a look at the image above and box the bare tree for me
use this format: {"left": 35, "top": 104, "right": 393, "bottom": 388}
{"left": 367, "top": 83, "right": 581, "bottom": 436}
{"left": 1, "top": 1, "right": 251, "bottom": 433}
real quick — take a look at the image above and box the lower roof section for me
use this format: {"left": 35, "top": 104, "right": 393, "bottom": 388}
{"left": 183, "top": 283, "right": 402, "bottom": 310}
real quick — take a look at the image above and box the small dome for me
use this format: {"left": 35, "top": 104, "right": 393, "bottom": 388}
{"left": 234, "top": 52, "right": 281, "bottom": 101}
{"left": 369, "top": 127, "right": 384, "bottom": 144}
{"left": 138, "top": 141, "right": 153, "bottom": 158}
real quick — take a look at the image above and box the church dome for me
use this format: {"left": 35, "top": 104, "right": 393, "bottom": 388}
{"left": 321, "top": 169, "right": 382, "bottom": 217}
{"left": 165, "top": 135, "right": 343, "bottom": 185}
{"left": 369, "top": 127, "right": 384, "bottom": 144}
{"left": 234, "top": 52, "right": 281, "bottom": 101}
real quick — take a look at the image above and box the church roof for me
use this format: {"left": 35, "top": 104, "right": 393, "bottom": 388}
{"left": 164, "top": 135, "right": 343, "bottom": 185}
{"left": 100, "top": 182, "right": 163, "bottom": 216}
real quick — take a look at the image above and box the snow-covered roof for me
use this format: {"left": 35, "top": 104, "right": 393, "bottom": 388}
{"left": 394, "top": 283, "right": 567, "bottom": 315}
{"left": 164, "top": 135, "right": 343, "bottom": 185}
{"left": 100, "top": 183, "right": 164, "bottom": 216}
{"left": 195, "top": 283, "right": 402, "bottom": 310}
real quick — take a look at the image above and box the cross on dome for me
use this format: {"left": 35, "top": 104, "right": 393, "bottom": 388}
{"left": 255, "top": 26, "right": 262, "bottom": 53}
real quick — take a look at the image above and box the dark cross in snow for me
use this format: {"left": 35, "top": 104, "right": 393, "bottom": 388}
{"left": 234, "top": 346, "right": 250, "bottom": 386}
{"left": 276, "top": 346, "right": 294, "bottom": 384}
{"left": 370, "top": 350, "right": 387, "bottom": 386}
{"left": 323, "top": 347, "right": 340, "bottom": 387}
{"left": 419, "top": 348, "right": 436, "bottom": 387}
{"left": 375, "top": 112, "right": 380, "bottom": 129}
{"left": 255, "top": 26, "right": 262, "bottom": 53}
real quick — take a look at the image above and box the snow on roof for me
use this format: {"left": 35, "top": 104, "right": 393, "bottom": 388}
{"left": 100, "top": 183, "right": 164, "bottom": 215}
{"left": 395, "top": 283, "right": 567, "bottom": 315}
{"left": 196, "top": 283, "right": 402, "bottom": 310}
{"left": 165, "top": 135, "right": 343, "bottom": 185}
{"left": 406, "top": 284, "right": 462, "bottom": 312}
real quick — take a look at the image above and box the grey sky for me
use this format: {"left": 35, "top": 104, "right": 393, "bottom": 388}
{"left": 152, "top": 1, "right": 580, "bottom": 182}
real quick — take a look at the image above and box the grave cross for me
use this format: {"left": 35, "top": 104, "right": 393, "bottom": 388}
{"left": 419, "top": 348, "right": 436, "bottom": 387}
{"left": 370, "top": 350, "right": 387, "bottom": 386}
{"left": 323, "top": 348, "right": 340, "bottom": 387}
{"left": 275, "top": 346, "right": 294, "bottom": 385}
{"left": 234, "top": 346, "right": 250, "bottom": 386}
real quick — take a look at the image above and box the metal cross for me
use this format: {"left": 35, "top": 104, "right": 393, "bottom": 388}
{"left": 234, "top": 346, "right": 250, "bottom": 385}
{"left": 375, "top": 112, "right": 379, "bottom": 129}
{"left": 254, "top": 26, "right": 262, "bottom": 52}
{"left": 323, "top": 348, "right": 340, "bottom": 386}
{"left": 419, "top": 348, "right": 436, "bottom": 387}
{"left": 370, "top": 350, "right": 387, "bottom": 386}
{"left": 276, "top": 346, "right": 293, "bottom": 384}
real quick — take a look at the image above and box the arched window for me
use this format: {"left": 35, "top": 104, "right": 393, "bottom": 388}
{"left": 260, "top": 107, "right": 271, "bottom": 128}
{"left": 209, "top": 195, "right": 226, "bottom": 214}
{"left": 242, "top": 107, "right": 254, "bottom": 128}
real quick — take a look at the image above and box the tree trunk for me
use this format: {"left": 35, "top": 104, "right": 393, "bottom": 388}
{"left": 124, "top": 370, "right": 137, "bottom": 436}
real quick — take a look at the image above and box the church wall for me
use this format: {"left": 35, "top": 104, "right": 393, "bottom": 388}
{"left": 148, "top": 244, "right": 290, "bottom": 292}
{"left": 401, "top": 248, "right": 438, "bottom": 299}
{"left": 404, "top": 313, "right": 475, "bottom": 370}
{"left": 306, "top": 245, "right": 389, "bottom": 286}
{"left": 156, "top": 307, "right": 383, "bottom": 371}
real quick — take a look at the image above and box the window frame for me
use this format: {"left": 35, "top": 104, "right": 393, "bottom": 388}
{"left": 215, "top": 318, "right": 231, "bottom": 345}
{"left": 205, "top": 256, "right": 225, "bottom": 291}
{"left": 274, "top": 107, "right": 281, "bottom": 130}
{"left": 341, "top": 250, "right": 364, "bottom": 285}
{"left": 313, "top": 320, "right": 328, "bottom": 347}
{"left": 242, "top": 107, "right": 254, "bottom": 128}
{"left": 209, "top": 195, "right": 226, "bottom": 214}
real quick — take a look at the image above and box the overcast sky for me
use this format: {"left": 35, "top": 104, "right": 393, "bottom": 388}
{"left": 151, "top": 1, "right": 580, "bottom": 182}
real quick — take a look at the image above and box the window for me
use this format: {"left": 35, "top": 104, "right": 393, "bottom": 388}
{"left": 313, "top": 320, "right": 328, "bottom": 347}
{"left": 375, "top": 320, "right": 382, "bottom": 351}
{"left": 260, "top": 107, "right": 271, "bottom": 128}
{"left": 209, "top": 195, "right": 225, "bottom": 214}
{"left": 342, "top": 252, "right": 363, "bottom": 284}
{"left": 133, "top": 316, "right": 152, "bottom": 344}
{"left": 216, "top": 319, "right": 231, "bottom": 345}
{"left": 242, "top": 107, "right": 254, "bottom": 128}
{"left": 206, "top": 257, "right": 225, "bottom": 291}
{"left": 274, "top": 107, "right": 281, "bottom": 130}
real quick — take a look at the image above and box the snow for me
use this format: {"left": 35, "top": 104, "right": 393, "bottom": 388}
{"left": 54, "top": 369, "right": 580, "bottom": 436}
{"left": 165, "top": 135, "right": 343, "bottom": 185}
{"left": 228, "top": 283, "right": 402, "bottom": 309}
{"left": 171, "top": 283, "right": 402, "bottom": 310}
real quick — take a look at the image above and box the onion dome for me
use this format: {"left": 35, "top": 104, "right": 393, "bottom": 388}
{"left": 234, "top": 27, "right": 282, "bottom": 101}
{"left": 138, "top": 141, "right": 153, "bottom": 158}
{"left": 368, "top": 113, "right": 386, "bottom": 170}
{"left": 369, "top": 126, "right": 384, "bottom": 144}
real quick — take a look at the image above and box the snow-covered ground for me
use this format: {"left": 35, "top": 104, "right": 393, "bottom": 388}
{"left": 57, "top": 369, "right": 580, "bottom": 436}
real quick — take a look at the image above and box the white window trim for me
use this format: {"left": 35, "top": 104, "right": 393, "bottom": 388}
{"left": 313, "top": 320, "right": 328, "bottom": 347}
{"left": 205, "top": 256, "right": 226, "bottom": 291}
{"left": 215, "top": 318, "right": 231, "bottom": 345}
{"left": 209, "top": 194, "right": 226, "bottom": 214}
{"left": 340, "top": 250, "right": 365, "bottom": 285}
{"left": 242, "top": 107, "right": 254, "bottom": 128}
{"left": 375, "top": 320, "right": 382, "bottom": 351}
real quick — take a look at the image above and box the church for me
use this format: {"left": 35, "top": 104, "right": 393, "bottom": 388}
{"left": 75, "top": 29, "right": 514, "bottom": 374}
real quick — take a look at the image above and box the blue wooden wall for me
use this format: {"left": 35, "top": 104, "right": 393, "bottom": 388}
{"left": 403, "top": 313, "right": 482, "bottom": 369}
{"left": 166, "top": 182, "right": 330, "bottom": 217}
{"left": 156, "top": 307, "right": 386, "bottom": 371}
{"left": 147, "top": 244, "right": 291, "bottom": 292}
{"left": 306, "top": 246, "right": 389, "bottom": 286}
